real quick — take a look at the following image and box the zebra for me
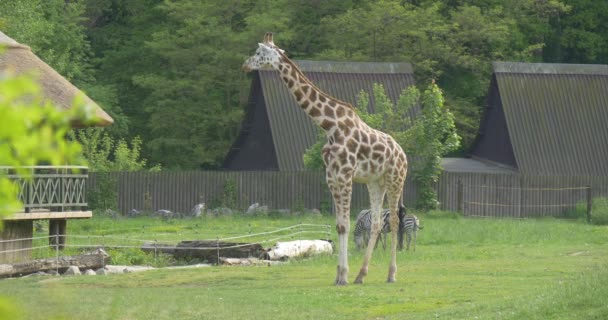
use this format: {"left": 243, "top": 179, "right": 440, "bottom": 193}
{"left": 353, "top": 206, "right": 406, "bottom": 250}
{"left": 398, "top": 214, "right": 423, "bottom": 251}
{"left": 354, "top": 207, "right": 423, "bottom": 251}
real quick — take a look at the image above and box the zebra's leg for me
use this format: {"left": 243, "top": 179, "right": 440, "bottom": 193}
{"left": 413, "top": 230, "right": 417, "bottom": 252}
{"left": 355, "top": 181, "right": 385, "bottom": 284}
{"left": 406, "top": 232, "right": 412, "bottom": 251}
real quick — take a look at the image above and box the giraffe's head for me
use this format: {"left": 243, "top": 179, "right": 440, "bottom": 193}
{"left": 242, "top": 32, "right": 284, "bottom": 72}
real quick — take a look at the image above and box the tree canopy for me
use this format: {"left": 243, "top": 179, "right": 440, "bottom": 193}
{"left": 1, "top": 0, "right": 604, "bottom": 169}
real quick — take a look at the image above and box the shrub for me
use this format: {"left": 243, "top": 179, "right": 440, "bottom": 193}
{"left": 590, "top": 197, "right": 608, "bottom": 225}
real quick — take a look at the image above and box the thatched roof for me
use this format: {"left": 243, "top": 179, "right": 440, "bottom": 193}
{"left": 0, "top": 31, "right": 113, "bottom": 127}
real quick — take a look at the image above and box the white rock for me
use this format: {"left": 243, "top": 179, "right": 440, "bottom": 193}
{"left": 63, "top": 266, "right": 81, "bottom": 276}
{"left": 83, "top": 269, "right": 96, "bottom": 275}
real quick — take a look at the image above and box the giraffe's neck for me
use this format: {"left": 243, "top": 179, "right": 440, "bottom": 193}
{"left": 275, "top": 56, "right": 355, "bottom": 133}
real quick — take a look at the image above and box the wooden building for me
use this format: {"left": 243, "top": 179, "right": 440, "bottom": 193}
{"left": 439, "top": 62, "right": 608, "bottom": 217}
{"left": 0, "top": 31, "right": 113, "bottom": 262}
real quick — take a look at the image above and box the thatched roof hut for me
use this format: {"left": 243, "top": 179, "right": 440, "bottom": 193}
{"left": 0, "top": 31, "right": 113, "bottom": 127}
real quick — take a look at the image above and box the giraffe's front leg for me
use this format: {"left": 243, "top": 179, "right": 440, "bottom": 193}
{"left": 328, "top": 172, "right": 352, "bottom": 286}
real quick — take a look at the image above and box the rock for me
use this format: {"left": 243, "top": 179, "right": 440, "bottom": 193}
{"left": 128, "top": 209, "right": 142, "bottom": 218}
{"left": 246, "top": 203, "right": 269, "bottom": 216}
{"left": 103, "top": 209, "right": 120, "bottom": 219}
{"left": 154, "top": 209, "right": 178, "bottom": 220}
{"left": 23, "top": 271, "right": 48, "bottom": 277}
{"left": 211, "top": 207, "right": 234, "bottom": 216}
{"left": 246, "top": 203, "right": 259, "bottom": 214}
{"left": 63, "top": 266, "right": 81, "bottom": 276}
{"left": 95, "top": 268, "right": 108, "bottom": 275}
{"left": 191, "top": 203, "right": 205, "bottom": 217}
{"left": 83, "top": 269, "right": 96, "bottom": 276}
{"left": 47, "top": 270, "right": 59, "bottom": 276}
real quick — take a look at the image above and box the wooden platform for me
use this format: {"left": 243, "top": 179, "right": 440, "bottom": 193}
{"left": 5, "top": 211, "right": 92, "bottom": 221}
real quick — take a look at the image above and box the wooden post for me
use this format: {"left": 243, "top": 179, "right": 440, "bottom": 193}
{"left": 457, "top": 179, "right": 463, "bottom": 214}
{"left": 49, "top": 219, "right": 67, "bottom": 250}
{"left": 586, "top": 186, "right": 592, "bottom": 224}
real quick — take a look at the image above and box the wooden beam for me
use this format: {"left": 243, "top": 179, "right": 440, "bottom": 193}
{"left": 4, "top": 211, "right": 92, "bottom": 221}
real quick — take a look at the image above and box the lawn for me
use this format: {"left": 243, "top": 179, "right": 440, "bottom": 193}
{"left": 1, "top": 212, "right": 607, "bottom": 320}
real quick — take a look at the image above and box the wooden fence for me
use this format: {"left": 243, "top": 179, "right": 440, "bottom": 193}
{"left": 88, "top": 171, "right": 417, "bottom": 215}
{"left": 438, "top": 172, "right": 608, "bottom": 218}
{"left": 88, "top": 171, "right": 607, "bottom": 218}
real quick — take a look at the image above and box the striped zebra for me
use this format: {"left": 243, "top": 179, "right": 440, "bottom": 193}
{"left": 398, "top": 214, "right": 422, "bottom": 251}
{"left": 354, "top": 208, "right": 423, "bottom": 251}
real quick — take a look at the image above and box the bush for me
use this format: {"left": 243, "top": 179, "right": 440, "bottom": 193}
{"left": 568, "top": 197, "right": 608, "bottom": 224}
{"left": 590, "top": 197, "right": 608, "bottom": 225}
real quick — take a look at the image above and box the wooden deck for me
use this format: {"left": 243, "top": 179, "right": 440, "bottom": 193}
{"left": 1, "top": 166, "right": 91, "bottom": 263}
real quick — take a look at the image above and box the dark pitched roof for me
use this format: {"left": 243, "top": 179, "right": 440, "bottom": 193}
{"left": 226, "top": 60, "right": 416, "bottom": 171}
{"left": 472, "top": 62, "right": 608, "bottom": 176}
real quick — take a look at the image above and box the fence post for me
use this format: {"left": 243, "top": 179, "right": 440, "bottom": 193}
{"left": 586, "top": 186, "right": 592, "bottom": 223}
{"left": 457, "top": 180, "right": 463, "bottom": 214}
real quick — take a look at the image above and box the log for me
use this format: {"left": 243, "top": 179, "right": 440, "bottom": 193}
{"left": 141, "top": 241, "right": 264, "bottom": 264}
{"left": 262, "top": 240, "right": 333, "bottom": 260}
{"left": 175, "top": 241, "right": 264, "bottom": 263}
{"left": 0, "top": 248, "right": 110, "bottom": 278}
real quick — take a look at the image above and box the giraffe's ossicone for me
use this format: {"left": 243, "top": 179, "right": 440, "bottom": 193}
{"left": 243, "top": 33, "right": 408, "bottom": 285}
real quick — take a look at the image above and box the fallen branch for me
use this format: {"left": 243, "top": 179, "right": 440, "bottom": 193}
{"left": 0, "top": 248, "right": 110, "bottom": 278}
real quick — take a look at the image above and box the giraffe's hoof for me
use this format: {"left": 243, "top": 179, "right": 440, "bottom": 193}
{"left": 387, "top": 277, "right": 396, "bottom": 283}
{"left": 354, "top": 274, "right": 365, "bottom": 284}
{"left": 334, "top": 279, "right": 348, "bottom": 286}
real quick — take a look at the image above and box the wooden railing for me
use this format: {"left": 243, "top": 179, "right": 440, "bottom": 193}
{"left": 1, "top": 166, "right": 88, "bottom": 213}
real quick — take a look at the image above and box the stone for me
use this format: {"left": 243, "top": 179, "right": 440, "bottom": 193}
{"left": 83, "top": 269, "right": 96, "bottom": 275}
{"left": 191, "top": 203, "right": 205, "bottom": 217}
{"left": 211, "top": 207, "right": 234, "bottom": 216}
{"left": 63, "top": 266, "right": 81, "bottom": 276}
{"left": 128, "top": 209, "right": 141, "bottom": 218}
{"left": 95, "top": 268, "right": 108, "bottom": 275}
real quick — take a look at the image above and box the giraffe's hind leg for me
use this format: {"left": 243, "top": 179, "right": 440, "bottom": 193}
{"left": 386, "top": 189, "right": 402, "bottom": 283}
{"left": 355, "top": 181, "right": 385, "bottom": 284}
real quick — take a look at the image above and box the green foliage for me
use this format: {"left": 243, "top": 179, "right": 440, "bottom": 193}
{"left": 409, "top": 83, "right": 461, "bottom": 210}
{"left": 70, "top": 128, "right": 158, "bottom": 172}
{"left": 2, "top": 0, "right": 605, "bottom": 170}
{"left": 590, "top": 197, "right": 608, "bottom": 226}
{"left": 220, "top": 177, "right": 237, "bottom": 209}
{"left": 69, "top": 128, "right": 159, "bottom": 211}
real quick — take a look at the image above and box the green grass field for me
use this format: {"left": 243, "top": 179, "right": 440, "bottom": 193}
{"left": 2, "top": 212, "right": 608, "bottom": 319}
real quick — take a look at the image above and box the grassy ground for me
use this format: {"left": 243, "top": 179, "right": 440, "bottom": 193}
{"left": 2, "top": 212, "right": 608, "bottom": 319}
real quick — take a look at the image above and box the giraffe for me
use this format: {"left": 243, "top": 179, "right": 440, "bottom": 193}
{"left": 242, "top": 33, "right": 408, "bottom": 285}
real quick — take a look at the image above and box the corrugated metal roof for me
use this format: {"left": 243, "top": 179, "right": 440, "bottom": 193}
{"left": 259, "top": 60, "right": 416, "bottom": 171}
{"left": 494, "top": 62, "right": 608, "bottom": 176}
